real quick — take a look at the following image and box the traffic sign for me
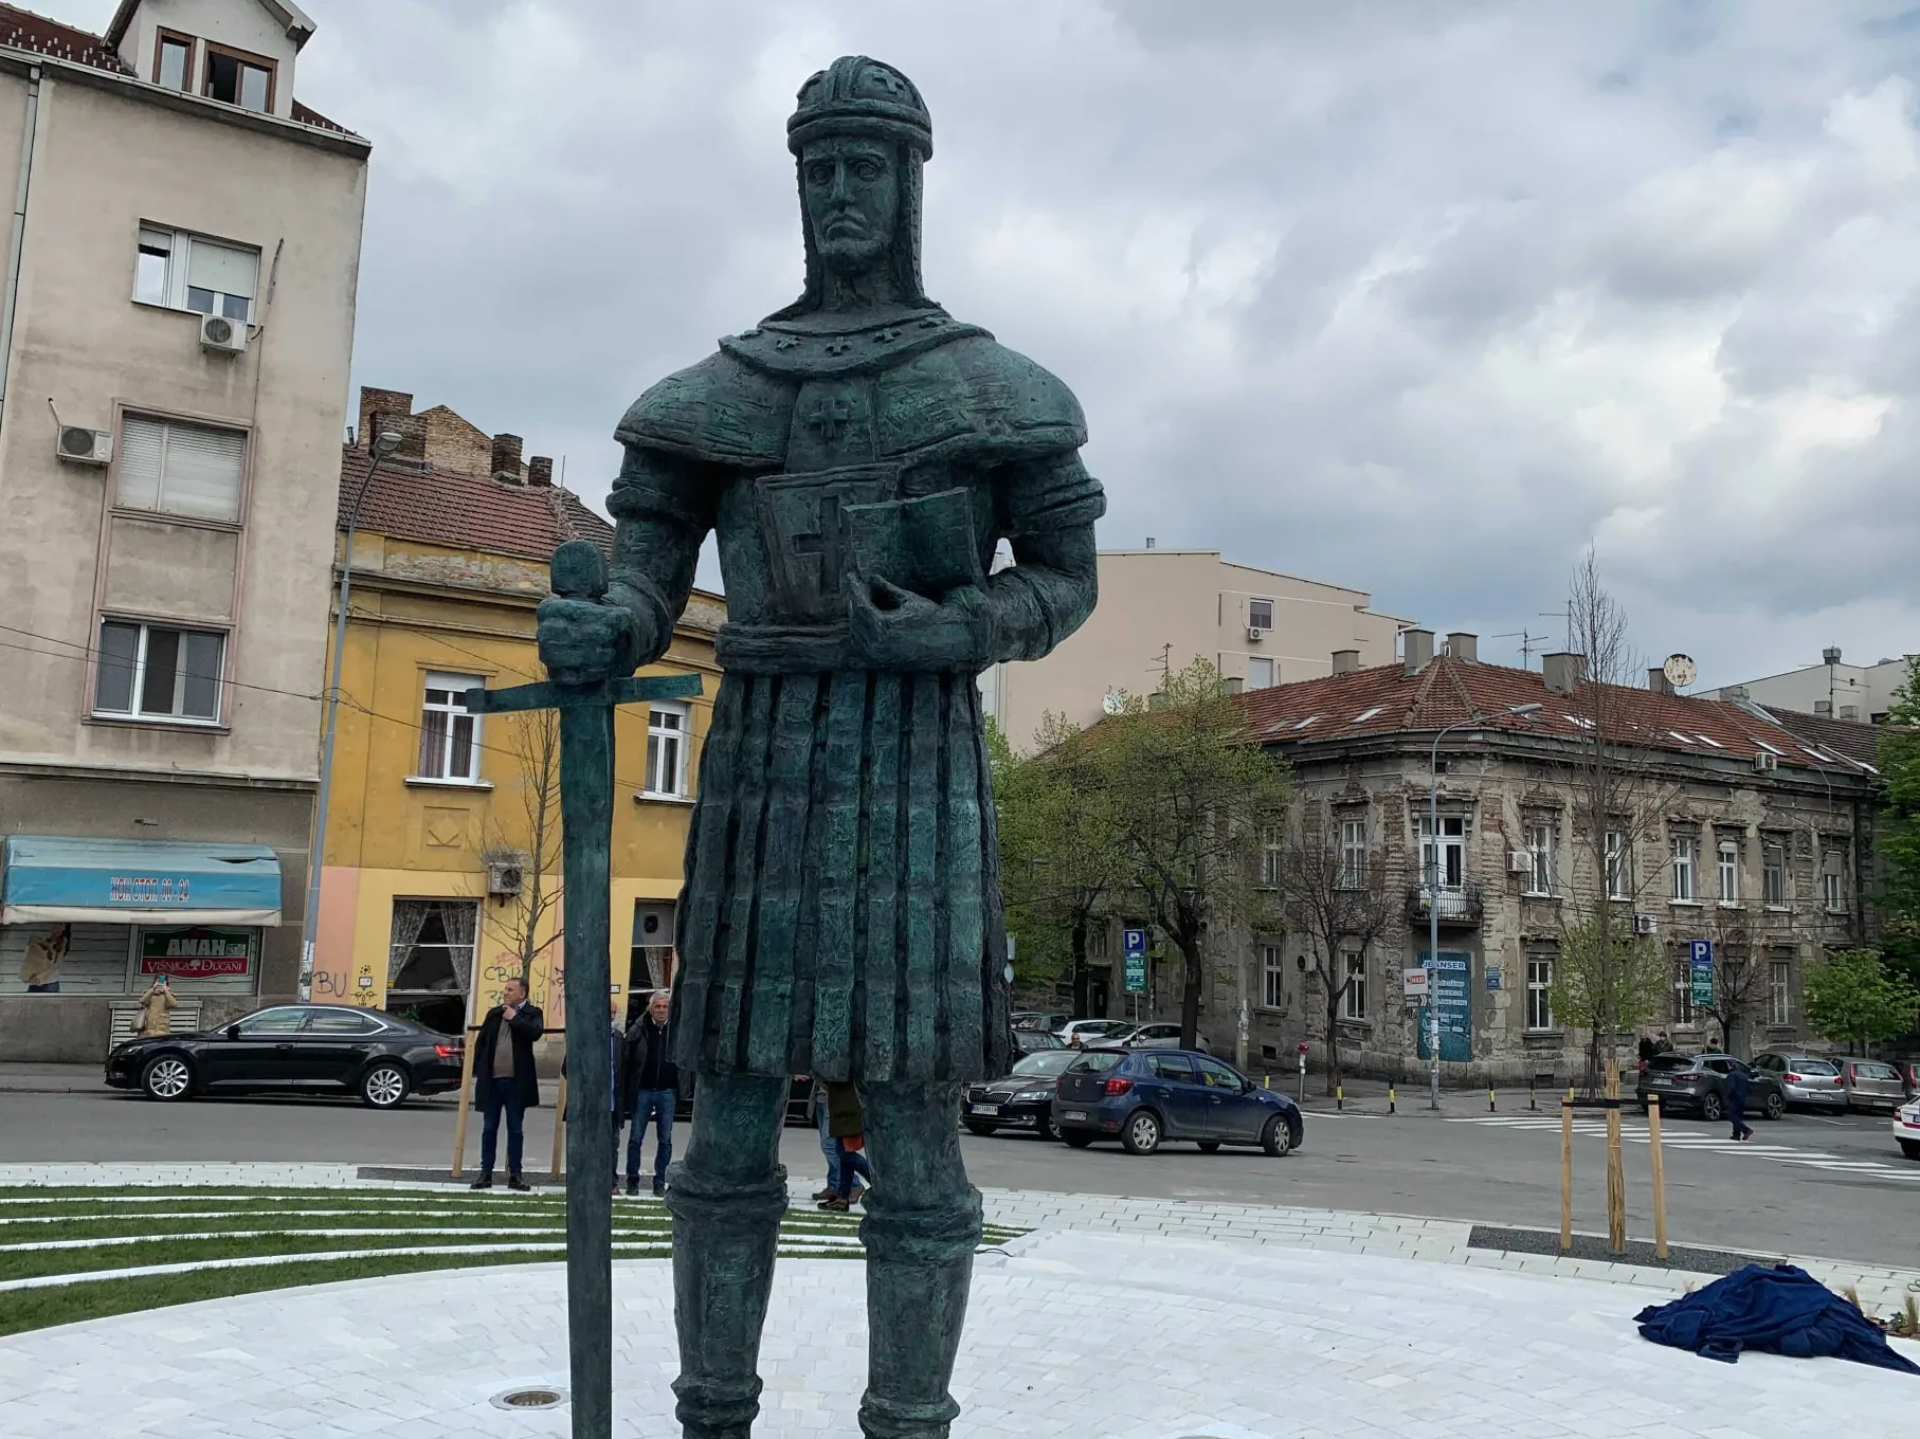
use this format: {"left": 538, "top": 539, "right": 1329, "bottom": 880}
{"left": 1402, "top": 968, "right": 1429, "bottom": 998}
{"left": 1122, "top": 927, "right": 1147, "bottom": 993}
{"left": 1688, "top": 939, "right": 1713, "bottom": 1007}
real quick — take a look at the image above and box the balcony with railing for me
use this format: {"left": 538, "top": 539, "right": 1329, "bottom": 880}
{"left": 1405, "top": 881, "right": 1484, "bottom": 927}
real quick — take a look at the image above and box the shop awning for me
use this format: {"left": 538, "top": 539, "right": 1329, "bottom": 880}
{"left": 1, "top": 836, "right": 283, "bottom": 926}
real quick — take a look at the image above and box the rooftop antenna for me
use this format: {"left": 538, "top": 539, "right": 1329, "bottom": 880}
{"left": 1493, "top": 630, "right": 1549, "bottom": 667}
{"left": 1540, "top": 609, "right": 1571, "bottom": 653}
{"left": 1152, "top": 643, "right": 1171, "bottom": 686}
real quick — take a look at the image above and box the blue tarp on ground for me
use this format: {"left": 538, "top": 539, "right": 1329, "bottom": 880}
{"left": 1636, "top": 1264, "right": 1920, "bottom": 1373}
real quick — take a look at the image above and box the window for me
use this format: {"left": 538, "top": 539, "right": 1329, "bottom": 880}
{"left": 1194, "top": 1056, "right": 1243, "bottom": 1089}
{"left": 306, "top": 1010, "right": 385, "bottom": 1035}
{"left": 1259, "top": 825, "right": 1281, "bottom": 886}
{"left": 646, "top": 701, "right": 690, "bottom": 798}
{"left": 1671, "top": 957, "right": 1694, "bottom": 1027}
{"left": 417, "top": 673, "right": 482, "bottom": 782}
{"left": 1717, "top": 839, "right": 1740, "bottom": 904}
{"left": 1418, "top": 814, "right": 1465, "bottom": 889}
{"left": 1087, "top": 926, "right": 1109, "bottom": 961}
{"left": 133, "top": 226, "right": 258, "bottom": 322}
{"left": 235, "top": 1007, "right": 309, "bottom": 1036}
{"left": 1262, "top": 943, "right": 1285, "bottom": 1009}
{"left": 387, "top": 900, "right": 478, "bottom": 997}
{"left": 1822, "top": 853, "right": 1845, "bottom": 913}
{"left": 1526, "top": 822, "right": 1555, "bottom": 895}
{"left": 1150, "top": 1053, "right": 1196, "bottom": 1083}
{"left": 204, "top": 43, "right": 274, "bottom": 112}
{"left": 1246, "top": 656, "right": 1274, "bottom": 689}
{"left": 95, "top": 621, "right": 224, "bottom": 722}
{"left": 154, "top": 30, "right": 192, "bottom": 90}
{"left": 1336, "top": 817, "right": 1367, "bottom": 888}
{"left": 1526, "top": 956, "right": 1553, "bottom": 1030}
{"left": 1605, "top": 829, "right": 1628, "bottom": 899}
{"left": 1670, "top": 836, "right": 1696, "bottom": 902}
{"left": 1769, "top": 960, "right": 1791, "bottom": 1027}
{"left": 1762, "top": 841, "right": 1788, "bottom": 906}
{"left": 1340, "top": 949, "right": 1366, "bottom": 1022}
{"left": 118, "top": 415, "right": 248, "bottom": 524}
{"left": 1247, "top": 598, "right": 1273, "bottom": 629}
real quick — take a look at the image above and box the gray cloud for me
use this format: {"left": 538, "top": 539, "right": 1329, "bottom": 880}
{"left": 63, "top": 0, "right": 1920, "bottom": 687}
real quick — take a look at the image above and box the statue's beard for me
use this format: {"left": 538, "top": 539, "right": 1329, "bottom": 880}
{"left": 815, "top": 231, "right": 891, "bottom": 274}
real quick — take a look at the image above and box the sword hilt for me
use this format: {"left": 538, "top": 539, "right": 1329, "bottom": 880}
{"left": 552, "top": 539, "right": 608, "bottom": 602}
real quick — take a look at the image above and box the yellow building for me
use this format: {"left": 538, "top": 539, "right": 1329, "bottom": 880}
{"left": 307, "top": 387, "right": 721, "bottom": 1040}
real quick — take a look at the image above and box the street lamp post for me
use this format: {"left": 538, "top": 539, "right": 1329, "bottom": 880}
{"left": 1425, "top": 702, "right": 1542, "bottom": 1110}
{"left": 297, "top": 431, "right": 403, "bottom": 1002}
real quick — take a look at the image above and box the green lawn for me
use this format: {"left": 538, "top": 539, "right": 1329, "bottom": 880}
{"left": 0, "top": 1186, "right": 1027, "bottom": 1336}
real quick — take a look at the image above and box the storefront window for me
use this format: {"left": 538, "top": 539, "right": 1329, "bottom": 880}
{"left": 0, "top": 922, "right": 257, "bottom": 996}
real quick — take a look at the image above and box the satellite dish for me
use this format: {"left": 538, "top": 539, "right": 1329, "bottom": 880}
{"left": 1102, "top": 690, "right": 1124, "bottom": 716}
{"left": 1662, "top": 654, "right": 1697, "bottom": 689}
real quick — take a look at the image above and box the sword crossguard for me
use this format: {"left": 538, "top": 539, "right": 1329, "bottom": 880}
{"left": 551, "top": 539, "right": 609, "bottom": 603}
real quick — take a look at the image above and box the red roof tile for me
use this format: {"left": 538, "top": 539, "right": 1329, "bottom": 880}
{"left": 338, "top": 446, "right": 613, "bottom": 566}
{"left": 1236, "top": 656, "right": 1880, "bottom": 777}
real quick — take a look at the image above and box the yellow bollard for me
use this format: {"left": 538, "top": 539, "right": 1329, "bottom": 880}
{"left": 1263, "top": 1074, "right": 1270, "bottom": 1089}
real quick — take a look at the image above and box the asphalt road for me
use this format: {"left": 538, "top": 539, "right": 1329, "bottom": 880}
{"left": 5, "top": 1083, "right": 1913, "bottom": 1267}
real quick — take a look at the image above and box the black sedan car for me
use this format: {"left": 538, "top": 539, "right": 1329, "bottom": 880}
{"left": 963, "top": 1049, "right": 1081, "bottom": 1139}
{"left": 1636, "top": 1052, "right": 1786, "bottom": 1122}
{"left": 1012, "top": 1028, "right": 1067, "bottom": 1056}
{"left": 106, "top": 1003, "right": 463, "bottom": 1109}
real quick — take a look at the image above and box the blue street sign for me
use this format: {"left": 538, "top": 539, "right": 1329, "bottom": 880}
{"left": 1688, "top": 939, "right": 1713, "bottom": 1007}
{"left": 1123, "top": 928, "right": 1147, "bottom": 959}
{"left": 1122, "top": 927, "right": 1148, "bottom": 994}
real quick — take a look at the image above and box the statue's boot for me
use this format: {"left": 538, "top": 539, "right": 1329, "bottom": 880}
{"left": 666, "top": 1162, "right": 787, "bottom": 1439}
{"left": 857, "top": 1184, "right": 984, "bottom": 1439}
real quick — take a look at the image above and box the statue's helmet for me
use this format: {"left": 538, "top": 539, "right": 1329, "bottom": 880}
{"left": 773, "top": 56, "right": 936, "bottom": 319}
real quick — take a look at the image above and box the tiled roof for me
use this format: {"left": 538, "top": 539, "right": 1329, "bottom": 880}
{"left": 1236, "top": 656, "right": 1881, "bottom": 778}
{"left": 0, "top": 4, "right": 358, "bottom": 136}
{"left": 338, "top": 447, "right": 613, "bottom": 566}
{"left": 1761, "top": 706, "right": 1884, "bottom": 769}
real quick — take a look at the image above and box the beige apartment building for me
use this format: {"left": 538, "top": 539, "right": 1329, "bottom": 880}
{"left": 0, "top": 0, "right": 368, "bottom": 1058}
{"left": 981, "top": 545, "right": 1412, "bottom": 750}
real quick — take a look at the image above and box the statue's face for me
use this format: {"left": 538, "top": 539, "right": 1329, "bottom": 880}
{"left": 801, "top": 136, "right": 898, "bottom": 272}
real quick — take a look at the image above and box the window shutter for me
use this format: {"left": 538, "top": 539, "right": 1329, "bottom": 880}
{"left": 185, "top": 238, "right": 257, "bottom": 299}
{"left": 117, "top": 416, "right": 164, "bottom": 510}
{"left": 160, "top": 422, "right": 245, "bottom": 521}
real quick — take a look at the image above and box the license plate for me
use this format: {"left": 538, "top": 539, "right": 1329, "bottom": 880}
{"left": 1063, "top": 1111, "right": 1088, "bottom": 1122}
{"left": 971, "top": 1104, "right": 999, "bottom": 1117}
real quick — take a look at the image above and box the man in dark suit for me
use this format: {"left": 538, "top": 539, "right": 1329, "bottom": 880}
{"left": 471, "top": 976, "right": 544, "bottom": 1191}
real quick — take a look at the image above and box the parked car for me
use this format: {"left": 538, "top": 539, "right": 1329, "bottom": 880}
{"left": 1636, "top": 1053, "right": 1785, "bottom": 1122}
{"left": 1894, "top": 1097, "right": 1920, "bottom": 1160}
{"left": 963, "top": 1049, "right": 1081, "bottom": 1139}
{"left": 1011, "top": 1011, "right": 1072, "bottom": 1033}
{"left": 1751, "top": 1052, "right": 1846, "bottom": 1111}
{"left": 106, "top": 1003, "right": 463, "bottom": 1109}
{"left": 1059, "top": 1019, "right": 1134, "bottom": 1049}
{"left": 1052, "top": 1048, "right": 1302, "bottom": 1156}
{"left": 1012, "top": 1028, "right": 1067, "bottom": 1055}
{"left": 1838, "top": 1058, "right": 1909, "bottom": 1113}
{"left": 1118, "top": 1021, "right": 1210, "bottom": 1054}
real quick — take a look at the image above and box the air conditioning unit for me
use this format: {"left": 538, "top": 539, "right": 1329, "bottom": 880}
{"left": 1508, "top": 851, "right": 1531, "bottom": 874}
{"left": 485, "top": 858, "right": 525, "bottom": 897}
{"left": 56, "top": 425, "right": 111, "bottom": 466}
{"left": 1246, "top": 625, "right": 1267, "bottom": 642}
{"left": 1753, "top": 751, "right": 1778, "bottom": 773}
{"left": 198, "top": 312, "right": 247, "bottom": 354}
{"left": 1632, "top": 913, "right": 1658, "bottom": 936}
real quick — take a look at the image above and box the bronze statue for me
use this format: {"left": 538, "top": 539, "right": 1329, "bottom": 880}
{"left": 537, "top": 55, "right": 1103, "bottom": 1439}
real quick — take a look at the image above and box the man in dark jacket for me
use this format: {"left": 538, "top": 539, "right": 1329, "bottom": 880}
{"left": 471, "top": 976, "right": 544, "bottom": 1190}
{"left": 618, "top": 989, "right": 681, "bottom": 1196}
{"left": 1724, "top": 1062, "right": 1755, "bottom": 1142}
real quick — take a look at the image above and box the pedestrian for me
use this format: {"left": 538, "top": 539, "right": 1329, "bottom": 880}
{"left": 618, "top": 989, "right": 683, "bottom": 1197}
{"left": 19, "top": 923, "right": 71, "bottom": 993}
{"left": 818, "top": 1081, "right": 872, "bottom": 1212}
{"left": 1724, "top": 1062, "right": 1755, "bottom": 1142}
{"left": 811, "top": 1078, "right": 840, "bottom": 1203}
{"left": 134, "top": 973, "right": 177, "bottom": 1036}
{"left": 608, "top": 995, "right": 627, "bottom": 1195}
{"left": 471, "top": 976, "right": 544, "bottom": 1191}
{"left": 1654, "top": 1031, "right": 1673, "bottom": 1055}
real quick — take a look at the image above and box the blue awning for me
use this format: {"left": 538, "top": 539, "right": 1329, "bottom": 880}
{"left": 2, "top": 836, "right": 283, "bottom": 927}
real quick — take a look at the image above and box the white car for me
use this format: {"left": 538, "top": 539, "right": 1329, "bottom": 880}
{"left": 1895, "top": 1098, "right": 1920, "bottom": 1162}
{"left": 1119, "top": 1022, "right": 1210, "bottom": 1054}
{"left": 1057, "top": 1019, "right": 1133, "bottom": 1049}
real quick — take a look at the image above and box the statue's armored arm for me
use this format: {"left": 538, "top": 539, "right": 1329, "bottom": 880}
{"left": 984, "top": 451, "right": 1105, "bottom": 664}
{"left": 605, "top": 443, "right": 718, "bottom": 668}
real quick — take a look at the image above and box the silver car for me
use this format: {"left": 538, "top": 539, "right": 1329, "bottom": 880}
{"left": 1839, "top": 1058, "right": 1909, "bottom": 1113}
{"left": 1751, "top": 1052, "right": 1846, "bottom": 1110}
{"left": 1118, "top": 1021, "right": 1210, "bottom": 1054}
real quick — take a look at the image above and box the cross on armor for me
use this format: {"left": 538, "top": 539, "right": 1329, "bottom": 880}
{"left": 807, "top": 397, "right": 853, "bottom": 442}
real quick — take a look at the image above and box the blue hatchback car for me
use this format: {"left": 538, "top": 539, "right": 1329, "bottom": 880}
{"left": 1052, "top": 1048, "right": 1303, "bottom": 1156}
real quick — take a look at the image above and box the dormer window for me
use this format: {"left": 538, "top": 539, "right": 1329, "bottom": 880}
{"left": 154, "top": 30, "right": 193, "bottom": 91}
{"left": 204, "top": 44, "right": 275, "bottom": 114}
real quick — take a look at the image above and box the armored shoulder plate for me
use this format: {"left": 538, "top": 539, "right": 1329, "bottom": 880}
{"left": 614, "top": 350, "right": 795, "bottom": 467}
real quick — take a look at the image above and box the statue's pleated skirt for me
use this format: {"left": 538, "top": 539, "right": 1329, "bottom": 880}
{"left": 669, "top": 669, "right": 1010, "bottom": 1084}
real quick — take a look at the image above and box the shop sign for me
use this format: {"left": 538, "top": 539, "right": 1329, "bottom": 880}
{"left": 138, "top": 926, "right": 253, "bottom": 978}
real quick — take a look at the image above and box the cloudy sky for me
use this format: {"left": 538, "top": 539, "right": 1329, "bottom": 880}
{"left": 69, "top": 0, "right": 1920, "bottom": 688}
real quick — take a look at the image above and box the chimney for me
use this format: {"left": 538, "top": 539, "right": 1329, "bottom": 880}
{"left": 1647, "top": 666, "right": 1673, "bottom": 696}
{"left": 1815, "top": 699, "right": 1832, "bottom": 716}
{"left": 526, "top": 456, "right": 554, "bottom": 488}
{"left": 1402, "top": 629, "right": 1434, "bottom": 676}
{"left": 1445, "top": 632, "right": 1478, "bottom": 662}
{"left": 1331, "top": 649, "right": 1359, "bottom": 675}
{"left": 1542, "top": 652, "right": 1587, "bottom": 696}
{"left": 1840, "top": 704, "right": 1859, "bottom": 722}
{"left": 358, "top": 387, "right": 412, "bottom": 449}
{"left": 375, "top": 411, "right": 426, "bottom": 463}
{"left": 491, "top": 433, "right": 524, "bottom": 483}
{"left": 1145, "top": 537, "right": 1156, "bottom": 549}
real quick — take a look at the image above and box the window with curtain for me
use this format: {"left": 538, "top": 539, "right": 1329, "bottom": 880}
{"left": 387, "top": 900, "right": 479, "bottom": 993}
{"left": 417, "top": 674, "right": 483, "bottom": 782}
{"left": 117, "top": 415, "right": 246, "bottom": 523}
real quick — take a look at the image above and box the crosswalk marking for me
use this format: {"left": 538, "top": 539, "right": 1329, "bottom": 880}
{"left": 1443, "top": 1113, "right": 1920, "bottom": 1183}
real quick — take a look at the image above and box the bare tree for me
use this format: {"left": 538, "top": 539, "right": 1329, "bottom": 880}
{"left": 484, "top": 707, "right": 564, "bottom": 985}
{"left": 1279, "top": 800, "right": 1398, "bottom": 1095}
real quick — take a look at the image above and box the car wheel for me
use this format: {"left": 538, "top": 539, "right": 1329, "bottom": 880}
{"left": 360, "top": 1061, "right": 410, "bottom": 1110}
{"left": 963, "top": 1120, "right": 997, "bottom": 1137}
{"left": 1197, "top": 1141, "right": 1221, "bottom": 1153}
{"left": 1900, "top": 1139, "right": 1920, "bottom": 1161}
{"left": 1701, "top": 1092, "right": 1724, "bottom": 1122}
{"left": 1120, "top": 1108, "right": 1162, "bottom": 1156}
{"left": 1044, "top": 1112, "right": 1062, "bottom": 1142}
{"left": 1763, "top": 1091, "right": 1784, "bottom": 1121}
{"left": 1062, "top": 1130, "right": 1094, "bottom": 1149}
{"left": 141, "top": 1054, "right": 193, "bottom": 1101}
{"left": 1262, "top": 1114, "right": 1293, "bottom": 1157}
